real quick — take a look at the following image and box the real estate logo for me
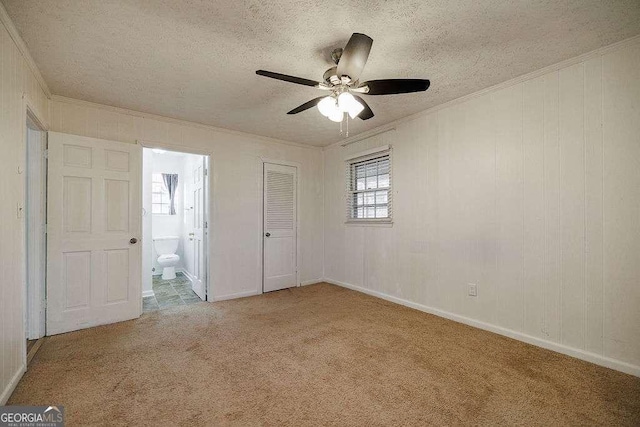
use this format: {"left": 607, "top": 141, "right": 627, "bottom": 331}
{"left": 0, "top": 406, "right": 64, "bottom": 426}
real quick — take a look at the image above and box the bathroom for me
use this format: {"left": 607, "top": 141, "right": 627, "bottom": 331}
{"left": 142, "top": 147, "right": 209, "bottom": 311}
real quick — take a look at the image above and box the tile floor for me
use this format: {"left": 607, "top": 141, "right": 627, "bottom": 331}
{"left": 143, "top": 272, "right": 203, "bottom": 312}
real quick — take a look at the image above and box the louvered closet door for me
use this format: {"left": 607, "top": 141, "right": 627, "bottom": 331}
{"left": 263, "top": 163, "right": 297, "bottom": 292}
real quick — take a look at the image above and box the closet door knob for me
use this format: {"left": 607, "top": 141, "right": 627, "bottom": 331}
{"left": 130, "top": 238, "right": 138, "bottom": 244}
{"left": 265, "top": 232, "right": 271, "bottom": 237}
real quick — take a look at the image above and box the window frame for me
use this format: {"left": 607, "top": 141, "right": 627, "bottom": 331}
{"left": 345, "top": 146, "right": 393, "bottom": 225}
{"left": 151, "top": 173, "right": 172, "bottom": 215}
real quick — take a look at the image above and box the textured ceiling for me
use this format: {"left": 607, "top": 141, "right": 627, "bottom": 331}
{"left": 4, "top": 1, "right": 640, "bottom": 146}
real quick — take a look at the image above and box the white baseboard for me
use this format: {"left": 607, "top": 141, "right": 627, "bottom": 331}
{"left": 323, "top": 278, "right": 640, "bottom": 378}
{"left": 300, "top": 278, "right": 323, "bottom": 286}
{"left": 1, "top": 364, "right": 26, "bottom": 405}
{"left": 180, "top": 269, "right": 195, "bottom": 283}
{"left": 213, "top": 290, "right": 260, "bottom": 302}
{"left": 142, "top": 290, "right": 155, "bottom": 298}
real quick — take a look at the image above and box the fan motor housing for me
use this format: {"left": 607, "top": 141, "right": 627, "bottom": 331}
{"left": 324, "top": 67, "right": 354, "bottom": 86}
{"left": 323, "top": 67, "right": 340, "bottom": 85}
{"left": 330, "top": 48, "right": 343, "bottom": 64}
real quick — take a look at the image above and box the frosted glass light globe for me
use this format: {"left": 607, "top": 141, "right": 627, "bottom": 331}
{"left": 317, "top": 96, "right": 337, "bottom": 117}
{"left": 338, "top": 92, "right": 365, "bottom": 119}
{"left": 328, "top": 110, "right": 344, "bottom": 122}
{"left": 347, "top": 99, "right": 364, "bottom": 119}
{"left": 337, "top": 92, "right": 356, "bottom": 112}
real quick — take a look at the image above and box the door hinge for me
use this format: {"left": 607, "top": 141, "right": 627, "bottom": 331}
{"left": 43, "top": 149, "right": 48, "bottom": 159}
{"left": 204, "top": 221, "right": 208, "bottom": 229}
{"left": 43, "top": 224, "right": 47, "bottom": 234}
{"left": 204, "top": 168, "right": 208, "bottom": 177}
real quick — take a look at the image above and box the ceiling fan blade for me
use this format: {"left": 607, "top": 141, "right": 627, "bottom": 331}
{"left": 360, "top": 79, "right": 430, "bottom": 95}
{"left": 287, "top": 97, "right": 325, "bottom": 114}
{"left": 256, "top": 70, "right": 321, "bottom": 87}
{"left": 336, "top": 33, "right": 373, "bottom": 82}
{"left": 353, "top": 95, "right": 374, "bottom": 120}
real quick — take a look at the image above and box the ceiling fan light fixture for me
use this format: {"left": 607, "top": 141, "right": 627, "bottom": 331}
{"left": 338, "top": 92, "right": 365, "bottom": 119}
{"left": 328, "top": 109, "right": 344, "bottom": 122}
{"left": 337, "top": 92, "right": 355, "bottom": 112}
{"left": 348, "top": 99, "right": 365, "bottom": 119}
{"left": 317, "top": 96, "right": 338, "bottom": 117}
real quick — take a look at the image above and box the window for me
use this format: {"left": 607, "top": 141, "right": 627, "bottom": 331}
{"left": 152, "top": 173, "right": 171, "bottom": 215}
{"left": 347, "top": 149, "right": 392, "bottom": 221}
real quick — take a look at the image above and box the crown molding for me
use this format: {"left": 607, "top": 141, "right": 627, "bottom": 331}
{"left": 325, "top": 33, "right": 640, "bottom": 150}
{"left": 51, "top": 95, "right": 321, "bottom": 151}
{"left": 0, "top": 2, "right": 51, "bottom": 99}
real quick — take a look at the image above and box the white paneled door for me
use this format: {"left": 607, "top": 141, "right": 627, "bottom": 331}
{"left": 263, "top": 163, "right": 297, "bottom": 292}
{"left": 47, "top": 132, "right": 141, "bottom": 335}
{"left": 190, "top": 158, "right": 206, "bottom": 300}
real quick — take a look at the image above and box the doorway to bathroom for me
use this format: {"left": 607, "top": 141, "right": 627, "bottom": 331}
{"left": 141, "top": 147, "right": 210, "bottom": 312}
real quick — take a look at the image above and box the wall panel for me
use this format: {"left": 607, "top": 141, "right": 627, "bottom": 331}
{"left": 558, "top": 62, "right": 586, "bottom": 350}
{"left": 493, "top": 84, "right": 524, "bottom": 332}
{"left": 601, "top": 42, "right": 640, "bottom": 365}
{"left": 583, "top": 56, "right": 604, "bottom": 356}
{"left": 522, "top": 76, "right": 545, "bottom": 338}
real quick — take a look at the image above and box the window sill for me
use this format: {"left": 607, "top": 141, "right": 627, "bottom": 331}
{"left": 345, "top": 220, "right": 393, "bottom": 228}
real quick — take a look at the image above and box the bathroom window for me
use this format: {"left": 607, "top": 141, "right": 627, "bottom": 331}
{"left": 152, "top": 173, "right": 171, "bottom": 215}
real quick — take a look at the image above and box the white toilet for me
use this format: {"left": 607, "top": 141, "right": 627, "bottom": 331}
{"left": 153, "top": 236, "right": 180, "bottom": 280}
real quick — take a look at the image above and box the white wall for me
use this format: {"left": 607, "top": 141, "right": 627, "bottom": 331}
{"left": 323, "top": 39, "right": 640, "bottom": 375}
{"left": 0, "top": 9, "right": 50, "bottom": 404}
{"left": 48, "top": 96, "right": 325, "bottom": 301}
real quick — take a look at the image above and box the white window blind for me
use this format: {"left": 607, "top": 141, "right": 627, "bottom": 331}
{"left": 346, "top": 149, "right": 392, "bottom": 222}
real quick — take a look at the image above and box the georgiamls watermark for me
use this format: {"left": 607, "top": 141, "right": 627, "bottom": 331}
{"left": 0, "top": 406, "right": 64, "bottom": 426}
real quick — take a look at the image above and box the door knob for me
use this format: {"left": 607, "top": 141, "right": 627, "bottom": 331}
{"left": 130, "top": 238, "right": 138, "bottom": 244}
{"left": 265, "top": 232, "right": 271, "bottom": 237}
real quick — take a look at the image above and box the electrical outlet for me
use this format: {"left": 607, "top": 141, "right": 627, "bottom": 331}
{"left": 468, "top": 283, "right": 477, "bottom": 297}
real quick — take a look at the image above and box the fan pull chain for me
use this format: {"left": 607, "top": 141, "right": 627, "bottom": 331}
{"left": 339, "top": 118, "right": 343, "bottom": 135}
{"left": 344, "top": 114, "right": 349, "bottom": 138}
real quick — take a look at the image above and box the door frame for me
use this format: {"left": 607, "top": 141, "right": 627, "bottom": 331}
{"left": 21, "top": 94, "right": 49, "bottom": 346}
{"left": 138, "top": 140, "right": 214, "bottom": 302}
{"left": 259, "top": 158, "right": 301, "bottom": 294}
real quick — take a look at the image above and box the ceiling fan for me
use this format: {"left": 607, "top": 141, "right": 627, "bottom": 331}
{"left": 256, "top": 33, "right": 430, "bottom": 123}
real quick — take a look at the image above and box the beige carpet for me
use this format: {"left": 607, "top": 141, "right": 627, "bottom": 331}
{"left": 9, "top": 283, "right": 640, "bottom": 426}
